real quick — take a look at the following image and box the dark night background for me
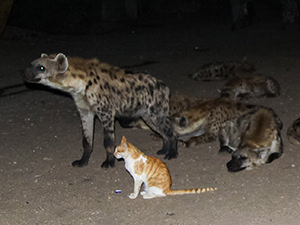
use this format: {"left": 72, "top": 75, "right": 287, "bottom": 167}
{"left": 6, "top": 0, "right": 283, "bottom": 34}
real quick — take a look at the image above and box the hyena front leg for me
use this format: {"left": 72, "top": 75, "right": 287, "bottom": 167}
{"left": 72, "top": 108, "right": 95, "bottom": 167}
{"left": 98, "top": 111, "right": 116, "bottom": 168}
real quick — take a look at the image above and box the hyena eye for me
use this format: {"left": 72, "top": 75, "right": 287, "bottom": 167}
{"left": 38, "top": 65, "right": 46, "bottom": 72}
{"left": 240, "top": 155, "right": 248, "bottom": 160}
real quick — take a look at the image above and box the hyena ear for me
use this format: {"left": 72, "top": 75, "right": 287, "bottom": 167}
{"left": 41, "top": 53, "right": 48, "bottom": 58}
{"left": 174, "top": 116, "right": 188, "bottom": 127}
{"left": 55, "top": 53, "right": 69, "bottom": 73}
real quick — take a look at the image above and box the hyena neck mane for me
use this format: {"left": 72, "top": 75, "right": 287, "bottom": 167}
{"left": 114, "top": 136, "right": 216, "bottom": 199}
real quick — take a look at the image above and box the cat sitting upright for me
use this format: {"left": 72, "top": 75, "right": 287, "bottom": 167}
{"left": 114, "top": 136, "right": 216, "bottom": 199}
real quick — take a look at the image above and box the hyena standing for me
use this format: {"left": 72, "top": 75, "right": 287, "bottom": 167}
{"left": 24, "top": 53, "right": 177, "bottom": 168}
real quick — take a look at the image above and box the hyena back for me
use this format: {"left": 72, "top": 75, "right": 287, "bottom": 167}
{"left": 24, "top": 53, "right": 177, "bottom": 168}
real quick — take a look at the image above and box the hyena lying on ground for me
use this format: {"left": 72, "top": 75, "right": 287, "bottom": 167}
{"left": 219, "top": 74, "right": 281, "bottom": 101}
{"left": 171, "top": 97, "right": 265, "bottom": 146}
{"left": 24, "top": 53, "right": 177, "bottom": 168}
{"left": 219, "top": 107, "right": 283, "bottom": 172}
{"left": 189, "top": 58, "right": 255, "bottom": 81}
{"left": 287, "top": 117, "right": 300, "bottom": 145}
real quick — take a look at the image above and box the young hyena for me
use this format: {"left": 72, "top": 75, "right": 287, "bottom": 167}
{"left": 219, "top": 74, "right": 280, "bottom": 101}
{"left": 24, "top": 53, "right": 177, "bottom": 168}
{"left": 219, "top": 107, "right": 283, "bottom": 172}
{"left": 189, "top": 58, "right": 255, "bottom": 81}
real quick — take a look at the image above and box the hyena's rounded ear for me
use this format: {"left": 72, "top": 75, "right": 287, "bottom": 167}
{"left": 41, "top": 53, "right": 48, "bottom": 58}
{"left": 55, "top": 53, "right": 69, "bottom": 73}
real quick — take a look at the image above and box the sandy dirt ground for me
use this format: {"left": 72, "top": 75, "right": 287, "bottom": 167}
{"left": 1, "top": 18, "right": 300, "bottom": 225}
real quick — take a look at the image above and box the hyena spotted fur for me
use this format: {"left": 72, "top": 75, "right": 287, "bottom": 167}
{"left": 219, "top": 74, "right": 280, "bottom": 101}
{"left": 24, "top": 53, "right": 177, "bottom": 168}
{"left": 124, "top": 93, "right": 208, "bottom": 130}
{"left": 287, "top": 117, "right": 300, "bottom": 145}
{"left": 189, "top": 58, "right": 255, "bottom": 81}
{"left": 171, "top": 97, "right": 275, "bottom": 147}
{"left": 219, "top": 107, "right": 283, "bottom": 172}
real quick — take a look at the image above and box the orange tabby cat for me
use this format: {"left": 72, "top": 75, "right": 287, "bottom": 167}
{"left": 114, "top": 136, "right": 216, "bottom": 199}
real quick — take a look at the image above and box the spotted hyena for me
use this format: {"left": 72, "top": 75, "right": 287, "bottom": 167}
{"left": 24, "top": 53, "right": 177, "bottom": 168}
{"left": 189, "top": 58, "right": 255, "bottom": 81}
{"left": 219, "top": 107, "right": 283, "bottom": 172}
{"left": 219, "top": 74, "right": 280, "bottom": 101}
{"left": 171, "top": 98, "right": 272, "bottom": 147}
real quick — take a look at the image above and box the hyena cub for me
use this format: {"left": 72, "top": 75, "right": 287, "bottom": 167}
{"left": 287, "top": 117, "right": 300, "bottom": 145}
{"left": 189, "top": 58, "right": 255, "bottom": 81}
{"left": 219, "top": 74, "right": 280, "bottom": 101}
{"left": 219, "top": 108, "right": 283, "bottom": 172}
{"left": 24, "top": 53, "right": 177, "bottom": 168}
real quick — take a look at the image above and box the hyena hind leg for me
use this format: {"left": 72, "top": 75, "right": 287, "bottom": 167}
{"left": 142, "top": 115, "right": 178, "bottom": 160}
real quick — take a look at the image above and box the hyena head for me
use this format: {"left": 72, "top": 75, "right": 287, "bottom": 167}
{"left": 24, "top": 53, "right": 88, "bottom": 95}
{"left": 24, "top": 53, "right": 68, "bottom": 87}
{"left": 226, "top": 145, "right": 282, "bottom": 172}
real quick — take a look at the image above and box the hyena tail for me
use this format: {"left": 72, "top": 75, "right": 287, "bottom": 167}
{"left": 167, "top": 187, "right": 217, "bottom": 195}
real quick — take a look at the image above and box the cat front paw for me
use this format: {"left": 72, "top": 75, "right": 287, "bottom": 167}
{"left": 128, "top": 193, "right": 138, "bottom": 199}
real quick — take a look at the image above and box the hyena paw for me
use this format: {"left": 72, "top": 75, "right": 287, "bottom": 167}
{"left": 164, "top": 151, "right": 178, "bottom": 160}
{"left": 157, "top": 148, "right": 167, "bottom": 155}
{"left": 128, "top": 193, "right": 138, "bottom": 199}
{"left": 72, "top": 159, "right": 88, "bottom": 167}
{"left": 101, "top": 158, "right": 115, "bottom": 168}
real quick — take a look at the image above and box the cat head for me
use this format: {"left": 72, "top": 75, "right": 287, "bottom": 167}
{"left": 114, "top": 136, "right": 129, "bottom": 159}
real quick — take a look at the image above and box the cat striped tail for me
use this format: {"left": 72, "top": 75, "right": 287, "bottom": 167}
{"left": 166, "top": 187, "right": 217, "bottom": 195}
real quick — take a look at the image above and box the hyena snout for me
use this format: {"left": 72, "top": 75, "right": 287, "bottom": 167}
{"left": 24, "top": 68, "right": 40, "bottom": 83}
{"left": 226, "top": 156, "right": 247, "bottom": 172}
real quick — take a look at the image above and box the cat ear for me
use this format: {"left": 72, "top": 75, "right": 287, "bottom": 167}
{"left": 121, "top": 136, "right": 127, "bottom": 143}
{"left": 121, "top": 136, "right": 128, "bottom": 149}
